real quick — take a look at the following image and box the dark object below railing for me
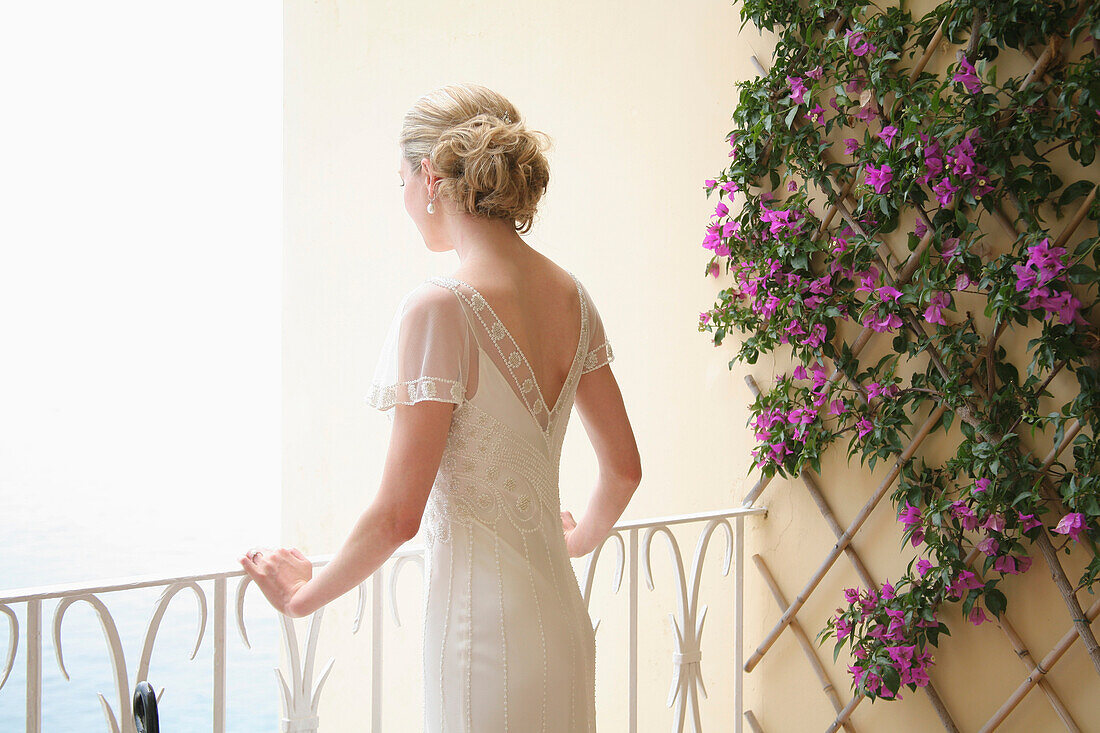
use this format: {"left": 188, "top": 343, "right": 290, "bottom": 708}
{"left": 134, "top": 680, "right": 159, "bottom": 732}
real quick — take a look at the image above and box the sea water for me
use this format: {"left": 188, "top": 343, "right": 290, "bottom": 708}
{"left": 1, "top": 485, "right": 282, "bottom": 731}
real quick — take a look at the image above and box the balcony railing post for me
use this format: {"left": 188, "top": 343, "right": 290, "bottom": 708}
{"left": 629, "top": 526, "right": 639, "bottom": 733}
{"left": 371, "top": 569, "right": 383, "bottom": 733}
{"left": 213, "top": 576, "right": 226, "bottom": 733}
{"left": 26, "top": 598, "right": 41, "bottom": 733}
{"left": 735, "top": 514, "right": 744, "bottom": 733}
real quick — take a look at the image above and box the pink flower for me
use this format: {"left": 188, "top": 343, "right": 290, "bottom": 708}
{"left": 898, "top": 502, "right": 925, "bottom": 546}
{"left": 787, "top": 75, "right": 808, "bottom": 105}
{"left": 914, "top": 218, "right": 928, "bottom": 238}
{"left": 845, "top": 29, "right": 878, "bottom": 57}
{"left": 970, "top": 176, "right": 995, "bottom": 199}
{"left": 953, "top": 568, "right": 983, "bottom": 591}
{"left": 933, "top": 176, "right": 960, "bottom": 207}
{"left": 940, "top": 236, "right": 961, "bottom": 260}
{"left": 1053, "top": 512, "right": 1087, "bottom": 542}
{"left": 862, "top": 310, "right": 903, "bottom": 333}
{"left": 972, "top": 478, "right": 991, "bottom": 495}
{"left": 916, "top": 558, "right": 932, "bottom": 576}
{"left": 864, "top": 163, "right": 893, "bottom": 194}
{"left": 994, "top": 554, "right": 1032, "bottom": 575}
{"left": 809, "top": 361, "right": 829, "bottom": 387}
{"left": 787, "top": 180, "right": 797, "bottom": 192}
{"left": 969, "top": 605, "right": 988, "bottom": 626}
{"left": 805, "top": 323, "right": 828, "bottom": 347}
{"left": 844, "top": 137, "right": 860, "bottom": 155}
{"left": 877, "top": 125, "right": 899, "bottom": 149}
{"left": 876, "top": 285, "right": 903, "bottom": 301}
{"left": 923, "top": 290, "right": 951, "bottom": 325}
{"left": 898, "top": 501, "right": 921, "bottom": 528}
{"left": 1016, "top": 512, "right": 1043, "bottom": 533}
{"left": 855, "top": 104, "right": 877, "bottom": 123}
{"left": 856, "top": 417, "right": 874, "bottom": 439}
{"left": 980, "top": 512, "right": 1005, "bottom": 533}
{"left": 806, "top": 65, "right": 824, "bottom": 80}
{"left": 836, "top": 616, "right": 853, "bottom": 640}
{"left": 952, "top": 56, "right": 982, "bottom": 94}
{"left": 952, "top": 501, "right": 980, "bottom": 531}
{"left": 810, "top": 103, "right": 826, "bottom": 125}
{"left": 793, "top": 365, "right": 808, "bottom": 380}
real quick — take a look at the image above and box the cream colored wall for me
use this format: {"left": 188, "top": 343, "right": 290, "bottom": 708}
{"left": 286, "top": 1, "right": 1097, "bottom": 732}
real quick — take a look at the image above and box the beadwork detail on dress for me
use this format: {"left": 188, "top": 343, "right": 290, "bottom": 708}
{"left": 423, "top": 403, "right": 559, "bottom": 548}
{"left": 426, "top": 271, "right": 589, "bottom": 451}
{"left": 582, "top": 341, "right": 614, "bottom": 374}
{"left": 365, "top": 375, "right": 466, "bottom": 411}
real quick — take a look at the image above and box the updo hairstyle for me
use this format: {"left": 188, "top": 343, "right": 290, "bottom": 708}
{"left": 400, "top": 83, "right": 551, "bottom": 234}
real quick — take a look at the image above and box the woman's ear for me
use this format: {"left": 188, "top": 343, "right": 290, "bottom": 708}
{"left": 420, "top": 158, "right": 440, "bottom": 198}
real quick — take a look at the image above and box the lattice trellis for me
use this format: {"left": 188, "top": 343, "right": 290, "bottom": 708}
{"left": 702, "top": 1, "right": 1100, "bottom": 730}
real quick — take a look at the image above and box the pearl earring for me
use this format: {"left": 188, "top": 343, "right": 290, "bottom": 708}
{"left": 426, "top": 189, "right": 438, "bottom": 214}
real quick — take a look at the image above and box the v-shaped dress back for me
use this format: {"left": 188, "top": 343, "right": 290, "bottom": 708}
{"left": 366, "top": 269, "right": 615, "bottom": 732}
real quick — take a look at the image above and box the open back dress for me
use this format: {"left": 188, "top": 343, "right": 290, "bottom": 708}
{"left": 366, "top": 269, "right": 616, "bottom": 732}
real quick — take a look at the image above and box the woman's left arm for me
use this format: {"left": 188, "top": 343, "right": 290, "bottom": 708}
{"left": 242, "top": 399, "right": 455, "bottom": 618}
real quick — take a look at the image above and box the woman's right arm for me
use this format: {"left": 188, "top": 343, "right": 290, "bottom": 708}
{"left": 567, "top": 363, "right": 641, "bottom": 557}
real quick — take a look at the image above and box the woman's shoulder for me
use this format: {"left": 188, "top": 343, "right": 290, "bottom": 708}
{"left": 394, "top": 277, "right": 466, "bottom": 323}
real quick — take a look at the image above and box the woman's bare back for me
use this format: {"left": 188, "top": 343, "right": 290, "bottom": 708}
{"left": 452, "top": 250, "right": 582, "bottom": 412}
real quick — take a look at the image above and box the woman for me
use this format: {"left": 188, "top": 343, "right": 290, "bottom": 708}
{"left": 240, "top": 82, "right": 641, "bottom": 731}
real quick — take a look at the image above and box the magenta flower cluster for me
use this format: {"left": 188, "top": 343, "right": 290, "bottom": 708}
{"left": 916, "top": 128, "right": 995, "bottom": 207}
{"left": 835, "top": 582, "right": 936, "bottom": 700}
{"left": 1011, "top": 237, "right": 1087, "bottom": 326}
{"left": 748, "top": 362, "right": 831, "bottom": 468}
{"left": 896, "top": 491, "right": 1050, "bottom": 591}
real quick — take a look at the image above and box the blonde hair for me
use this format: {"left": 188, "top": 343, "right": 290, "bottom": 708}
{"left": 400, "top": 83, "right": 551, "bottom": 234}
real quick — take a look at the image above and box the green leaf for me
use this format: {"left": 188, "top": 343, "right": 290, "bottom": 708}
{"left": 985, "top": 588, "right": 1007, "bottom": 617}
{"left": 1059, "top": 180, "right": 1095, "bottom": 207}
{"left": 1066, "top": 263, "right": 1096, "bottom": 284}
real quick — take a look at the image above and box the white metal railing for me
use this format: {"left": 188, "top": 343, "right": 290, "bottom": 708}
{"left": 0, "top": 504, "right": 766, "bottom": 732}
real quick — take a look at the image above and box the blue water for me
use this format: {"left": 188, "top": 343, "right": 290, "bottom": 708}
{"left": 0, "top": 489, "right": 282, "bottom": 731}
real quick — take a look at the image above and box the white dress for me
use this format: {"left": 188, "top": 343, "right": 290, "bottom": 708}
{"left": 365, "top": 269, "right": 615, "bottom": 733}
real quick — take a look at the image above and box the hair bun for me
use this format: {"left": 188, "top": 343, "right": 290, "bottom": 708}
{"left": 400, "top": 84, "right": 551, "bottom": 233}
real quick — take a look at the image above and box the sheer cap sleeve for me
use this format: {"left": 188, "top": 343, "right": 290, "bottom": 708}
{"left": 365, "top": 281, "right": 475, "bottom": 415}
{"left": 579, "top": 279, "right": 615, "bottom": 374}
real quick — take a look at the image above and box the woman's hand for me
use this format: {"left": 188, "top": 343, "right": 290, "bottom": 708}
{"left": 238, "top": 547, "right": 314, "bottom": 618}
{"left": 560, "top": 510, "right": 585, "bottom": 558}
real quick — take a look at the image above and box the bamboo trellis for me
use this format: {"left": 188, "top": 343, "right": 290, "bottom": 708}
{"left": 729, "top": 4, "right": 1100, "bottom": 730}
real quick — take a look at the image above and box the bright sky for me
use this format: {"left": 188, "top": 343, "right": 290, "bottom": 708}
{"left": 0, "top": 2, "right": 282, "bottom": 586}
